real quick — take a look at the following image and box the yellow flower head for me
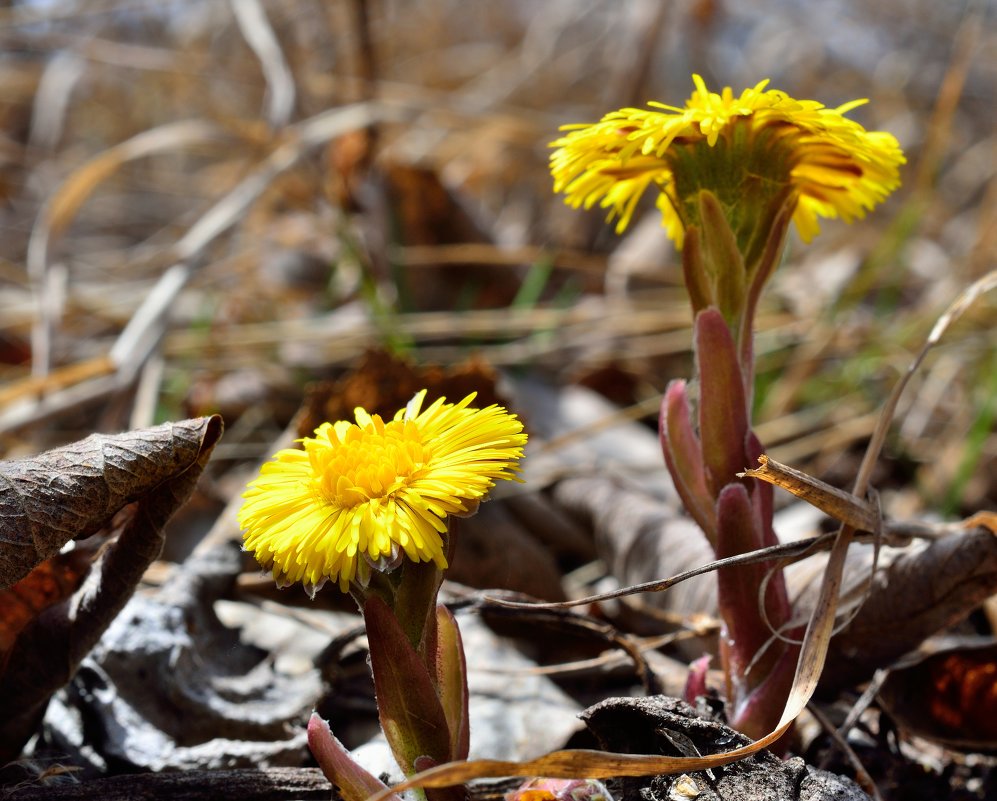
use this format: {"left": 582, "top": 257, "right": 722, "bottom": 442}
{"left": 550, "top": 74, "right": 905, "bottom": 247}
{"left": 238, "top": 390, "right": 527, "bottom": 593}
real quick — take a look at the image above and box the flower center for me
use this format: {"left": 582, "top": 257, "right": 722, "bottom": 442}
{"left": 309, "top": 419, "right": 430, "bottom": 508}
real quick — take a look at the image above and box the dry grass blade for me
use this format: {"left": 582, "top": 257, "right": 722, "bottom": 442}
{"left": 488, "top": 536, "right": 831, "bottom": 611}
{"left": 0, "top": 355, "right": 114, "bottom": 409}
{"left": 484, "top": 527, "right": 922, "bottom": 614}
{"left": 807, "top": 702, "right": 884, "bottom": 801}
{"left": 29, "top": 123, "right": 220, "bottom": 259}
{"left": 28, "top": 51, "right": 83, "bottom": 152}
{"left": 478, "top": 599, "right": 662, "bottom": 696}
{"left": 372, "top": 726, "right": 794, "bottom": 799}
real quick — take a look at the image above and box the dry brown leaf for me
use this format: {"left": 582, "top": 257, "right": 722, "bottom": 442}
{"left": 0, "top": 417, "right": 222, "bottom": 590}
{"left": 739, "top": 455, "right": 880, "bottom": 533}
{"left": 0, "top": 415, "right": 223, "bottom": 762}
{"left": 809, "top": 526, "right": 997, "bottom": 692}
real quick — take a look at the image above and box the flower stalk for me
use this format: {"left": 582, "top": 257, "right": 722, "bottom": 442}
{"left": 552, "top": 75, "right": 903, "bottom": 737}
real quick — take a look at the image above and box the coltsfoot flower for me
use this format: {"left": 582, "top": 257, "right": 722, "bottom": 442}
{"left": 550, "top": 74, "right": 905, "bottom": 248}
{"left": 239, "top": 390, "right": 527, "bottom": 593}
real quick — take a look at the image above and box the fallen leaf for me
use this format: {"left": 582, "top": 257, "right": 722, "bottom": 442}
{"left": 0, "top": 416, "right": 223, "bottom": 762}
{"left": 0, "top": 417, "right": 223, "bottom": 590}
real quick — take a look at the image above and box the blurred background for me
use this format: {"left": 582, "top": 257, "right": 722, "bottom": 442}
{"left": 0, "top": 0, "right": 994, "bottom": 518}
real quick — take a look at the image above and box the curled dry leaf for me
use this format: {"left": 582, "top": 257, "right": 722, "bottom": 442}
{"left": 739, "top": 455, "right": 881, "bottom": 533}
{"left": 800, "top": 525, "right": 997, "bottom": 693}
{"left": 0, "top": 417, "right": 222, "bottom": 589}
{"left": 0, "top": 416, "right": 223, "bottom": 762}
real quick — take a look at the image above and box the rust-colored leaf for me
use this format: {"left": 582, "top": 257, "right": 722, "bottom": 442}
{"left": 0, "top": 541, "right": 95, "bottom": 655}
{"left": 963, "top": 511, "right": 997, "bottom": 534}
{"left": 325, "top": 129, "right": 375, "bottom": 211}
{"left": 880, "top": 640, "right": 997, "bottom": 750}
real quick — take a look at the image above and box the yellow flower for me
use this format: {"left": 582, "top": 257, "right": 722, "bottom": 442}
{"left": 550, "top": 74, "right": 905, "bottom": 247}
{"left": 238, "top": 390, "right": 527, "bottom": 593}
